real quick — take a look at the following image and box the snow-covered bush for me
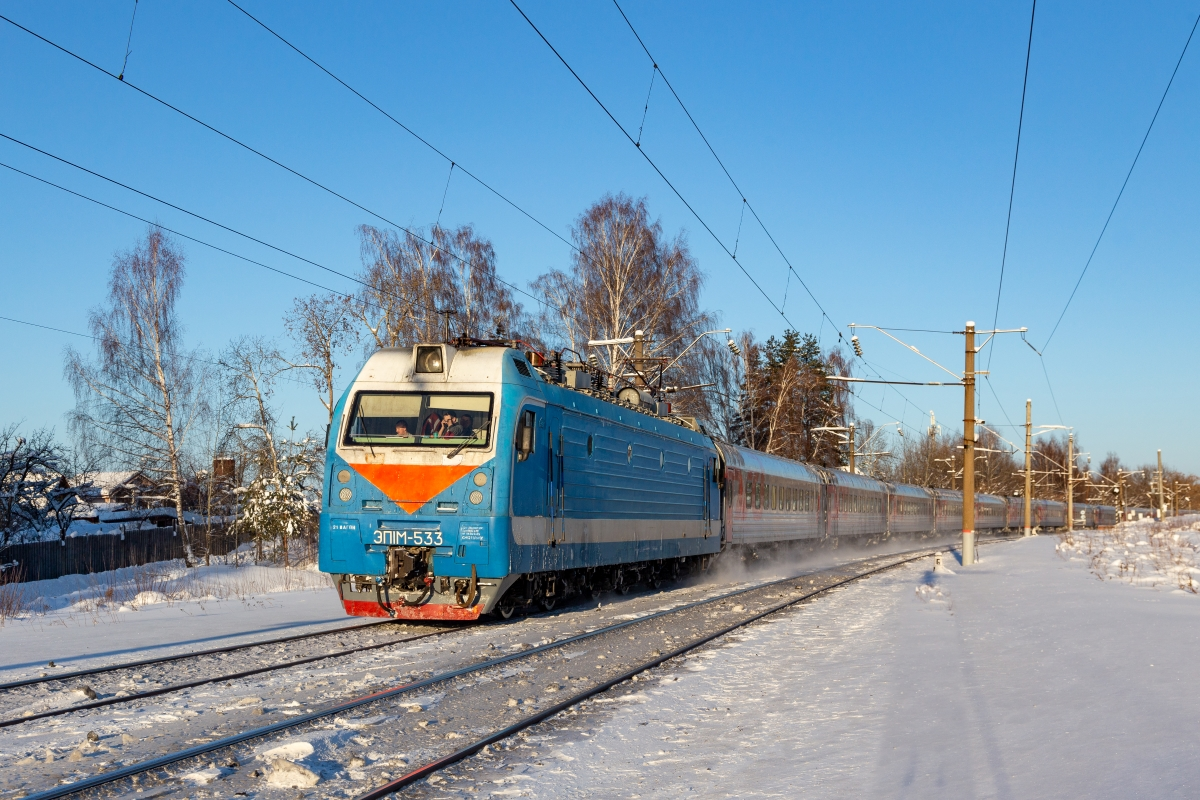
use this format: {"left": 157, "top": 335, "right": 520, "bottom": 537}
{"left": 238, "top": 473, "right": 313, "bottom": 566}
{"left": 1057, "top": 514, "right": 1200, "bottom": 593}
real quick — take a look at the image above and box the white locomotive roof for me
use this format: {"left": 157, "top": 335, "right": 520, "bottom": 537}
{"left": 354, "top": 345, "right": 528, "bottom": 386}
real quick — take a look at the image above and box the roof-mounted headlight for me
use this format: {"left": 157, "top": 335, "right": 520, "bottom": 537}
{"left": 415, "top": 346, "right": 444, "bottom": 373}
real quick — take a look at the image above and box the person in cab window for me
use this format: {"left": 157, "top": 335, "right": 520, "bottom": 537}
{"left": 457, "top": 414, "right": 474, "bottom": 438}
{"left": 448, "top": 415, "right": 464, "bottom": 437}
{"left": 394, "top": 421, "right": 411, "bottom": 439}
{"left": 421, "top": 412, "right": 440, "bottom": 437}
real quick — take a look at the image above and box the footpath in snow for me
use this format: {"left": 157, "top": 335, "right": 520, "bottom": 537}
{"left": 423, "top": 522, "right": 1200, "bottom": 799}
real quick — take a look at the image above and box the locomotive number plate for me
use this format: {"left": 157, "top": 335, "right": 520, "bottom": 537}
{"left": 372, "top": 530, "right": 444, "bottom": 546}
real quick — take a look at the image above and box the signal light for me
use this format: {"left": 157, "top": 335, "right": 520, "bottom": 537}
{"left": 851, "top": 336, "right": 863, "bottom": 358}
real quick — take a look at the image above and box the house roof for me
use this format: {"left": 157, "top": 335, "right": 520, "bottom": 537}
{"left": 81, "top": 471, "right": 157, "bottom": 493}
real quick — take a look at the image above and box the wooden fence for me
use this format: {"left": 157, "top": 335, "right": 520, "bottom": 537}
{"left": 0, "top": 525, "right": 250, "bottom": 583}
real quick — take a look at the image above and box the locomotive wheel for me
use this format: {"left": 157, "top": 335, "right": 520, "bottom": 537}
{"left": 497, "top": 596, "right": 517, "bottom": 619}
{"left": 615, "top": 570, "right": 632, "bottom": 595}
{"left": 540, "top": 595, "right": 557, "bottom": 612}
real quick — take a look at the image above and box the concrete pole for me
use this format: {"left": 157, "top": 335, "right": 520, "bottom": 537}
{"left": 962, "top": 322, "right": 976, "bottom": 566}
{"left": 1118, "top": 474, "right": 1125, "bottom": 521}
{"left": 849, "top": 424, "right": 856, "bottom": 474}
{"left": 1024, "top": 399, "right": 1032, "bottom": 537}
{"left": 1067, "top": 433, "right": 1074, "bottom": 532}
{"left": 1157, "top": 450, "right": 1165, "bottom": 519}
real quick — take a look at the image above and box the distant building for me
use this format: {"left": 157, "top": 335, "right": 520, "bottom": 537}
{"left": 79, "top": 471, "right": 160, "bottom": 507}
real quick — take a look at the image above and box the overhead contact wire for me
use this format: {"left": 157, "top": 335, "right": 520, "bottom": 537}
{"left": 0, "top": 12, "right": 547, "bottom": 312}
{"left": 1042, "top": 8, "right": 1200, "bottom": 351}
{"left": 222, "top": 0, "right": 585, "bottom": 264}
{"left": 987, "top": 0, "right": 1037, "bottom": 372}
{"left": 610, "top": 0, "right": 837, "bottom": 332}
{"left": 507, "top": 0, "right": 797, "bottom": 330}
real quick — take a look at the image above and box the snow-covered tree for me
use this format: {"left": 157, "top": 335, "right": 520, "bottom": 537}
{"left": 238, "top": 472, "right": 310, "bottom": 566}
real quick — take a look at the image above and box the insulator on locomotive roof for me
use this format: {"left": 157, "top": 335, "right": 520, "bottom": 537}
{"left": 587, "top": 353, "right": 600, "bottom": 369}
{"left": 851, "top": 336, "right": 863, "bottom": 358}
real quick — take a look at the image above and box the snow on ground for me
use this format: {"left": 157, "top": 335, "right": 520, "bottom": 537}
{"left": 433, "top": 529, "right": 1200, "bottom": 799}
{"left": 0, "top": 550, "right": 345, "bottom": 680}
{"left": 1057, "top": 513, "right": 1200, "bottom": 592}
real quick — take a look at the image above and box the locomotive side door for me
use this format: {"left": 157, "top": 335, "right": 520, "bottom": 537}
{"left": 512, "top": 403, "right": 547, "bottom": 521}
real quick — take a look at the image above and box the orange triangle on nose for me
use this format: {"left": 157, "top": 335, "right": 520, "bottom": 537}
{"left": 349, "top": 463, "right": 476, "bottom": 514}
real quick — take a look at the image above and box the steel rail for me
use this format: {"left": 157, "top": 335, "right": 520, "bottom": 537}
{"left": 355, "top": 549, "right": 936, "bottom": 799}
{"left": 0, "top": 619, "right": 393, "bottom": 692}
{"left": 20, "top": 542, "right": 977, "bottom": 800}
{"left": 0, "top": 625, "right": 460, "bottom": 729}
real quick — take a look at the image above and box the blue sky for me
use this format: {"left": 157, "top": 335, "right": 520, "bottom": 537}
{"left": 1, "top": 1, "right": 1197, "bottom": 472}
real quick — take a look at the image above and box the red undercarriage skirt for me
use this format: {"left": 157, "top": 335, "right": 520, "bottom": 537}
{"left": 342, "top": 598, "right": 483, "bottom": 621}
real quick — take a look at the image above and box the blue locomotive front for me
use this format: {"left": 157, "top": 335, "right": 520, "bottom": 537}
{"left": 319, "top": 342, "right": 722, "bottom": 620}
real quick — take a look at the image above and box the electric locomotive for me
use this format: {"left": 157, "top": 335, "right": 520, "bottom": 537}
{"left": 319, "top": 341, "right": 721, "bottom": 620}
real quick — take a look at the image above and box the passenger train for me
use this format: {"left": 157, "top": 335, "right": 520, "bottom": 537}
{"left": 319, "top": 342, "right": 1115, "bottom": 620}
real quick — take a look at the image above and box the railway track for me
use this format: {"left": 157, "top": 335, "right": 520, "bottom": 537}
{"left": 10, "top": 542, "right": 968, "bottom": 800}
{"left": 0, "top": 623, "right": 461, "bottom": 728}
{"left": 0, "top": 618, "right": 391, "bottom": 692}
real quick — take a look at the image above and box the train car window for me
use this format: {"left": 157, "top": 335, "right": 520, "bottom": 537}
{"left": 770, "top": 485, "right": 776, "bottom": 511}
{"left": 745, "top": 479, "right": 752, "bottom": 509}
{"left": 755, "top": 482, "right": 762, "bottom": 510}
{"left": 344, "top": 391, "right": 493, "bottom": 448}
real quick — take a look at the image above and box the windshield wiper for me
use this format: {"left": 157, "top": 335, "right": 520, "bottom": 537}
{"left": 446, "top": 429, "right": 482, "bottom": 459}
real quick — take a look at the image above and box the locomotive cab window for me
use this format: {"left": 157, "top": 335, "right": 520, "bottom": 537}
{"left": 343, "top": 391, "right": 493, "bottom": 448}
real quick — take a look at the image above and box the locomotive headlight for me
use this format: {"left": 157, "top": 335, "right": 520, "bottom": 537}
{"left": 415, "top": 346, "right": 444, "bottom": 373}
{"left": 338, "top": 487, "right": 353, "bottom": 502}
{"left": 473, "top": 472, "right": 488, "bottom": 487}
{"left": 337, "top": 469, "right": 351, "bottom": 483}
{"left": 469, "top": 490, "right": 484, "bottom": 505}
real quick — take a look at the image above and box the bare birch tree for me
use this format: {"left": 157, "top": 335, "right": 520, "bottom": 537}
{"left": 355, "top": 224, "right": 526, "bottom": 349}
{"left": 221, "top": 338, "right": 323, "bottom": 565}
{"left": 282, "top": 293, "right": 358, "bottom": 431}
{"left": 532, "top": 194, "right": 712, "bottom": 378}
{"left": 220, "top": 337, "right": 282, "bottom": 479}
{"left": 65, "top": 227, "right": 208, "bottom": 562}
